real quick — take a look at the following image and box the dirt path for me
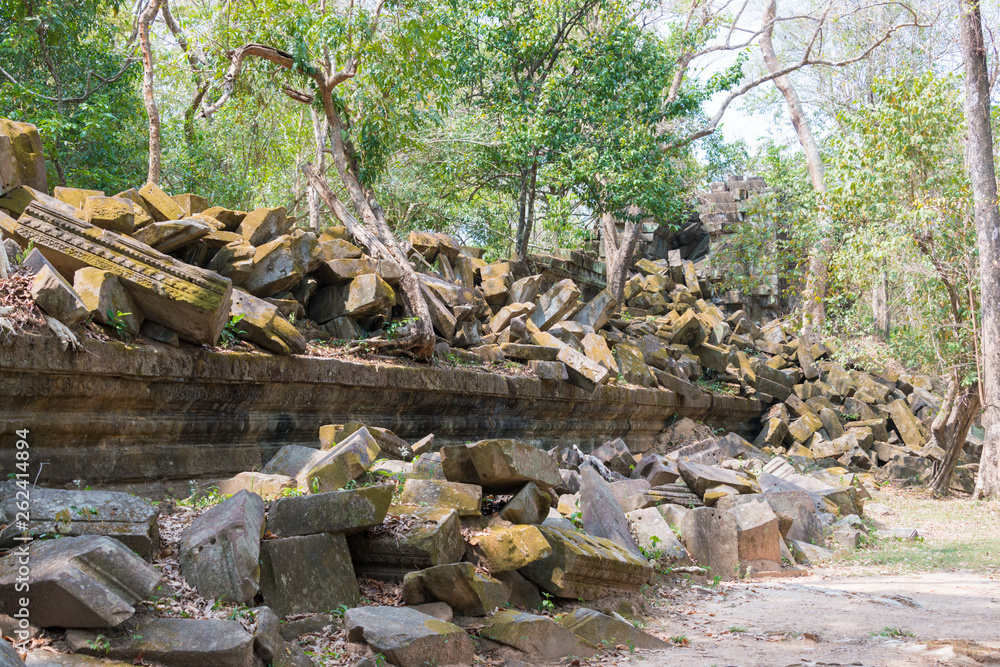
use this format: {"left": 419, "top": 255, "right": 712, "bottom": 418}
{"left": 611, "top": 488, "right": 1000, "bottom": 667}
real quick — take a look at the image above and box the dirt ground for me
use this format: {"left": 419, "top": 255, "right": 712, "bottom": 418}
{"left": 613, "top": 487, "right": 1000, "bottom": 667}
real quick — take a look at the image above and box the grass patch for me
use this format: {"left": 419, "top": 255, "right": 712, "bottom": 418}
{"left": 870, "top": 627, "right": 914, "bottom": 638}
{"left": 839, "top": 487, "right": 1000, "bottom": 576}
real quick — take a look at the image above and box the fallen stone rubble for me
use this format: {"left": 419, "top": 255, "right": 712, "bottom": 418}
{"left": 0, "top": 414, "right": 931, "bottom": 666}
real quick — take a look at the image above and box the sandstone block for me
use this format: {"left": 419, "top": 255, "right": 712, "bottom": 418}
{"left": 0, "top": 119, "right": 46, "bottom": 193}
{"left": 267, "top": 484, "right": 393, "bottom": 537}
{"left": 580, "top": 467, "right": 643, "bottom": 558}
{"left": 0, "top": 536, "right": 162, "bottom": 628}
{"left": 678, "top": 507, "right": 740, "bottom": 581}
{"left": 298, "top": 426, "right": 381, "bottom": 493}
{"left": 498, "top": 482, "right": 551, "bottom": 524}
{"left": 402, "top": 562, "right": 506, "bottom": 616}
{"left": 440, "top": 439, "right": 561, "bottom": 492}
{"left": 345, "top": 606, "right": 474, "bottom": 667}
{"left": 29, "top": 261, "right": 89, "bottom": 326}
{"left": 625, "top": 507, "right": 689, "bottom": 563}
{"left": 236, "top": 207, "right": 290, "bottom": 246}
{"left": 83, "top": 196, "right": 135, "bottom": 234}
{"left": 557, "top": 607, "right": 668, "bottom": 650}
{"left": 399, "top": 479, "right": 482, "bottom": 517}
{"left": 348, "top": 506, "right": 465, "bottom": 580}
{"left": 530, "top": 279, "right": 582, "bottom": 330}
{"left": 519, "top": 526, "right": 652, "bottom": 599}
{"left": 677, "top": 461, "right": 758, "bottom": 498}
{"left": 207, "top": 240, "right": 255, "bottom": 286}
{"left": 243, "top": 232, "right": 318, "bottom": 297}
{"left": 481, "top": 609, "right": 597, "bottom": 660}
{"left": 74, "top": 268, "right": 143, "bottom": 337}
{"left": 138, "top": 182, "right": 184, "bottom": 221}
{"left": 259, "top": 533, "right": 360, "bottom": 616}
{"left": 230, "top": 289, "right": 305, "bottom": 355}
{"left": 727, "top": 500, "right": 782, "bottom": 574}
{"left": 215, "top": 472, "right": 296, "bottom": 498}
{"left": 572, "top": 289, "right": 617, "bottom": 330}
{"left": 507, "top": 275, "right": 543, "bottom": 305}
{"left": 467, "top": 524, "right": 552, "bottom": 571}
{"left": 558, "top": 346, "right": 610, "bottom": 391}
{"left": 179, "top": 490, "right": 265, "bottom": 604}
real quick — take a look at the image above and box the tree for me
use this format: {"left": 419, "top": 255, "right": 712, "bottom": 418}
{"left": 198, "top": 0, "right": 464, "bottom": 359}
{"left": 0, "top": 0, "right": 147, "bottom": 190}
{"left": 959, "top": 0, "right": 1000, "bottom": 499}
{"left": 138, "top": 0, "right": 164, "bottom": 184}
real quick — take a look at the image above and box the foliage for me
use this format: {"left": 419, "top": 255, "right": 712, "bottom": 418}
{"left": 0, "top": 0, "right": 147, "bottom": 190}
{"left": 823, "top": 72, "right": 978, "bottom": 382}
{"left": 106, "top": 309, "right": 132, "bottom": 342}
{"left": 219, "top": 313, "right": 245, "bottom": 348}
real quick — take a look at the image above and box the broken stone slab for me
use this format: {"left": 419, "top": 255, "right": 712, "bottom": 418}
{"left": 236, "top": 207, "right": 290, "bottom": 246}
{"left": 215, "top": 472, "right": 296, "bottom": 498}
{"left": 266, "top": 484, "right": 393, "bottom": 537}
{"left": 132, "top": 218, "right": 212, "bottom": 253}
{"left": 309, "top": 273, "right": 396, "bottom": 322}
{"left": 348, "top": 506, "right": 465, "bottom": 580}
{"left": 251, "top": 605, "right": 313, "bottom": 667}
{"left": 614, "top": 342, "right": 656, "bottom": 387}
{"left": 497, "top": 482, "right": 551, "bottom": 524}
{"left": 73, "top": 267, "right": 143, "bottom": 337}
{"left": 519, "top": 526, "right": 652, "bottom": 599}
{"left": 481, "top": 609, "right": 597, "bottom": 661}
{"left": 488, "top": 302, "right": 535, "bottom": 333}
{"left": 500, "top": 342, "right": 559, "bottom": 361}
{"left": 298, "top": 426, "right": 381, "bottom": 493}
{"left": 507, "top": 274, "right": 543, "bottom": 305}
{"left": 467, "top": 524, "right": 552, "bottom": 571}
{"left": 137, "top": 182, "right": 184, "bottom": 222}
{"left": 677, "top": 461, "right": 758, "bottom": 498}
{"left": 26, "top": 256, "right": 89, "bottom": 326}
{"left": 0, "top": 119, "right": 46, "bottom": 193}
{"left": 230, "top": 289, "right": 305, "bottom": 355}
{"left": 632, "top": 454, "right": 679, "bottom": 486}
{"left": 716, "top": 491, "right": 825, "bottom": 545}
{"left": 591, "top": 438, "right": 637, "bottom": 478}
{"left": 0, "top": 488, "right": 160, "bottom": 559}
{"left": 580, "top": 332, "right": 619, "bottom": 373}
{"left": 625, "top": 507, "right": 690, "bottom": 563}
{"left": 530, "top": 279, "right": 583, "bottom": 330}
{"left": 242, "top": 231, "right": 319, "bottom": 297}
{"left": 320, "top": 422, "right": 413, "bottom": 461}
{"left": 402, "top": 562, "right": 506, "bottom": 616}
{"left": 0, "top": 637, "right": 22, "bottom": 667}
{"left": 14, "top": 202, "right": 232, "bottom": 345}
{"left": 727, "top": 500, "right": 783, "bottom": 574}
{"left": 345, "top": 606, "right": 475, "bottom": 667}
{"left": 557, "top": 607, "right": 668, "bottom": 650}
{"left": 67, "top": 618, "right": 254, "bottom": 667}
{"left": 440, "top": 439, "right": 561, "bottom": 492}
{"left": 259, "top": 532, "right": 360, "bottom": 616}
{"left": 558, "top": 346, "right": 611, "bottom": 391}
{"left": 580, "top": 467, "right": 643, "bottom": 559}
{"left": 399, "top": 479, "right": 482, "bottom": 517}
{"left": 530, "top": 359, "right": 569, "bottom": 380}
{"left": 54, "top": 186, "right": 105, "bottom": 211}
{"left": 788, "top": 539, "right": 835, "bottom": 564}
{"left": 887, "top": 398, "right": 927, "bottom": 450}
{"left": 572, "top": 289, "right": 617, "bottom": 331}
{"left": 179, "top": 490, "right": 265, "bottom": 604}
{"left": 207, "top": 240, "right": 255, "bottom": 286}
{"left": 678, "top": 507, "right": 740, "bottom": 581}
{"left": 0, "top": 535, "right": 162, "bottom": 628}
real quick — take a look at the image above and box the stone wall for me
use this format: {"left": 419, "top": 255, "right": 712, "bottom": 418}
{"left": 0, "top": 334, "right": 761, "bottom": 489}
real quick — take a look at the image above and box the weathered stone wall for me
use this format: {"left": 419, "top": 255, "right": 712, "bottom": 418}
{"left": 0, "top": 334, "right": 760, "bottom": 488}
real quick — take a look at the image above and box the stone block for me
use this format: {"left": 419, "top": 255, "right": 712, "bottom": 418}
{"left": 572, "top": 289, "right": 617, "bottom": 330}
{"left": 625, "top": 507, "right": 689, "bottom": 563}
{"left": 481, "top": 610, "right": 597, "bottom": 660}
{"left": 348, "top": 506, "right": 465, "bottom": 580}
{"left": 632, "top": 454, "right": 679, "bottom": 486}
{"left": 68, "top": 618, "right": 254, "bottom": 667}
{"left": 678, "top": 507, "right": 740, "bottom": 581}
{"left": 0, "top": 536, "right": 162, "bottom": 628}
{"left": 519, "top": 526, "right": 652, "bottom": 599}
{"left": 259, "top": 533, "right": 360, "bottom": 616}
{"left": 557, "top": 607, "right": 668, "bottom": 650}
{"left": 677, "top": 461, "right": 757, "bottom": 497}
{"left": 179, "top": 490, "right": 265, "bottom": 604}
{"left": 402, "top": 562, "right": 506, "bottom": 616}
{"left": 82, "top": 196, "right": 135, "bottom": 234}
{"left": 614, "top": 343, "right": 656, "bottom": 387}
{"left": 0, "top": 119, "right": 46, "bottom": 193}
{"left": 13, "top": 202, "right": 232, "bottom": 345}
{"left": 236, "top": 207, "right": 290, "bottom": 246}
{"left": 400, "top": 479, "right": 482, "bottom": 517}
{"left": 580, "top": 332, "right": 618, "bottom": 373}
{"left": 530, "top": 279, "right": 582, "bottom": 330}
{"left": 215, "top": 472, "right": 296, "bottom": 498}
{"left": 887, "top": 398, "right": 926, "bottom": 449}
{"left": 267, "top": 484, "right": 393, "bottom": 537}
{"left": 73, "top": 268, "right": 143, "bottom": 337}
{"left": 243, "top": 232, "right": 318, "bottom": 298}
{"left": 467, "top": 524, "right": 552, "bottom": 571}
{"left": 28, "top": 259, "right": 89, "bottom": 326}
{"left": 207, "top": 240, "right": 255, "bottom": 286}
{"left": 440, "top": 439, "right": 561, "bottom": 492}
{"left": 138, "top": 182, "right": 184, "bottom": 222}
{"left": 558, "top": 346, "right": 610, "bottom": 391}
{"left": 529, "top": 359, "right": 569, "bottom": 380}
{"left": 298, "top": 426, "right": 381, "bottom": 493}
{"left": 580, "top": 467, "right": 643, "bottom": 558}
{"left": 229, "top": 289, "right": 306, "bottom": 355}
{"left": 727, "top": 500, "right": 782, "bottom": 573}
{"left": 345, "top": 606, "right": 474, "bottom": 667}
{"left": 0, "top": 488, "right": 159, "bottom": 559}
{"left": 498, "top": 482, "right": 551, "bottom": 524}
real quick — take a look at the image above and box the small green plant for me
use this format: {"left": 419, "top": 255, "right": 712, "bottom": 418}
{"left": 219, "top": 314, "right": 245, "bottom": 348}
{"left": 278, "top": 487, "right": 305, "bottom": 498}
{"left": 649, "top": 535, "right": 662, "bottom": 548}
{"left": 331, "top": 604, "right": 351, "bottom": 618}
{"left": 15, "top": 240, "right": 35, "bottom": 264}
{"left": 710, "top": 574, "right": 722, "bottom": 587}
{"left": 385, "top": 316, "right": 419, "bottom": 340}
{"left": 538, "top": 592, "right": 555, "bottom": 612}
{"left": 86, "top": 634, "right": 111, "bottom": 654}
{"left": 106, "top": 309, "right": 133, "bottom": 342}
{"left": 227, "top": 604, "right": 254, "bottom": 621}
{"left": 871, "top": 627, "right": 914, "bottom": 638}
{"left": 669, "top": 635, "right": 689, "bottom": 646}
{"left": 728, "top": 626, "right": 747, "bottom": 634}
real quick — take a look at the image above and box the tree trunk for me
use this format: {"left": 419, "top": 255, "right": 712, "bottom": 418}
{"left": 928, "top": 379, "right": 981, "bottom": 496}
{"left": 138, "top": 0, "right": 163, "bottom": 185}
{"left": 307, "top": 107, "right": 327, "bottom": 231}
{"left": 760, "top": 0, "right": 829, "bottom": 337}
{"left": 959, "top": 0, "right": 1000, "bottom": 499}
{"left": 601, "top": 212, "right": 639, "bottom": 306}
{"left": 873, "top": 270, "right": 890, "bottom": 337}
{"left": 514, "top": 156, "right": 538, "bottom": 262}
